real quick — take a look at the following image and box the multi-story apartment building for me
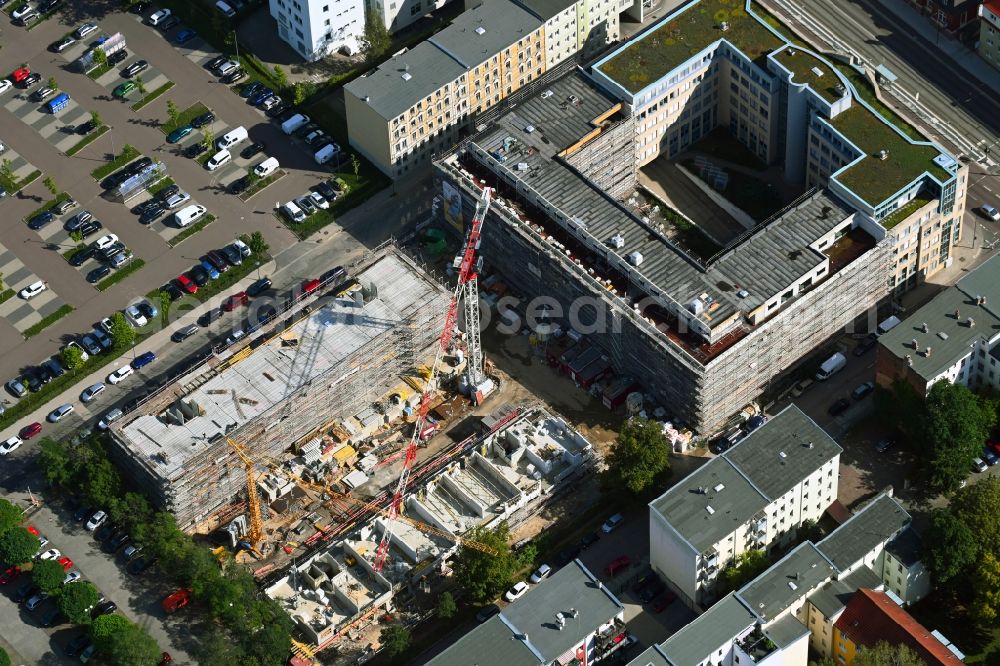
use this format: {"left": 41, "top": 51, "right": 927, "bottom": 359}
{"left": 367, "top": 0, "right": 452, "bottom": 35}
{"left": 269, "top": 0, "right": 365, "bottom": 61}
{"left": 345, "top": 0, "right": 546, "bottom": 177}
{"left": 648, "top": 406, "right": 841, "bottom": 609}
{"left": 588, "top": 0, "right": 967, "bottom": 294}
{"left": 979, "top": 0, "right": 1000, "bottom": 70}
{"left": 876, "top": 253, "right": 1000, "bottom": 395}
{"left": 630, "top": 492, "right": 942, "bottom": 666}
{"left": 512, "top": 0, "right": 631, "bottom": 68}
{"left": 906, "top": 0, "right": 982, "bottom": 36}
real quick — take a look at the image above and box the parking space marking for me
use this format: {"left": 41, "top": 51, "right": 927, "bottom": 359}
{"left": 0, "top": 245, "right": 67, "bottom": 333}
{"left": 0, "top": 147, "right": 39, "bottom": 185}
{"left": 92, "top": 61, "right": 170, "bottom": 102}
{"left": 3, "top": 92, "right": 95, "bottom": 153}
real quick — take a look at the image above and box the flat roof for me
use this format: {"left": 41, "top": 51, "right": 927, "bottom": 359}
{"left": 765, "top": 614, "right": 809, "bottom": 648}
{"left": 429, "top": 0, "right": 542, "bottom": 68}
{"left": 736, "top": 542, "right": 836, "bottom": 622}
{"left": 886, "top": 527, "right": 923, "bottom": 567}
{"left": 596, "top": 0, "right": 783, "bottom": 94}
{"left": 657, "top": 593, "right": 756, "bottom": 666}
{"left": 770, "top": 45, "right": 842, "bottom": 103}
{"left": 344, "top": 41, "right": 466, "bottom": 120}
{"left": 430, "top": 560, "right": 624, "bottom": 666}
{"left": 511, "top": 0, "right": 577, "bottom": 21}
{"left": 817, "top": 494, "right": 909, "bottom": 571}
{"left": 807, "top": 565, "right": 883, "bottom": 619}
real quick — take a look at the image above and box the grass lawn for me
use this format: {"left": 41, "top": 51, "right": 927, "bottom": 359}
{"left": 131, "top": 81, "right": 175, "bottom": 111}
{"left": 61, "top": 243, "right": 85, "bottom": 261}
{"left": 96, "top": 258, "right": 145, "bottom": 291}
{"left": 87, "top": 62, "right": 112, "bottom": 80}
{"left": 65, "top": 125, "right": 109, "bottom": 157}
{"left": 23, "top": 304, "right": 73, "bottom": 338}
{"left": 23, "top": 192, "right": 71, "bottom": 224}
{"left": 90, "top": 145, "right": 140, "bottom": 180}
{"left": 239, "top": 171, "right": 283, "bottom": 201}
{"left": 168, "top": 214, "right": 216, "bottom": 248}
{"left": 0, "top": 288, "right": 13, "bottom": 304}
{"left": 832, "top": 61, "right": 924, "bottom": 142}
{"left": 0, "top": 168, "right": 40, "bottom": 195}
{"left": 147, "top": 177, "right": 175, "bottom": 196}
{"left": 161, "top": 102, "right": 209, "bottom": 134}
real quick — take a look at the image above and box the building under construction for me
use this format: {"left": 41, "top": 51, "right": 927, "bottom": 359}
{"left": 106, "top": 245, "right": 451, "bottom": 530}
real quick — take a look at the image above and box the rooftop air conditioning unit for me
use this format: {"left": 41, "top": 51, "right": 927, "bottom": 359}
{"left": 688, "top": 298, "right": 705, "bottom": 315}
{"left": 877, "top": 149, "right": 889, "bottom": 160}
{"left": 627, "top": 251, "right": 643, "bottom": 266}
{"left": 610, "top": 233, "right": 625, "bottom": 248}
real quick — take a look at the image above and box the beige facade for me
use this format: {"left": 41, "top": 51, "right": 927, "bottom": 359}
{"left": 464, "top": 31, "right": 546, "bottom": 115}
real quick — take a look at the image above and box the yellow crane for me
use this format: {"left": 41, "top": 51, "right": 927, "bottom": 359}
{"left": 289, "top": 474, "right": 498, "bottom": 556}
{"left": 225, "top": 436, "right": 264, "bottom": 556}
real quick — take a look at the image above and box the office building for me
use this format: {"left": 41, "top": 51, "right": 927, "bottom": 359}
{"left": 269, "top": 0, "right": 365, "bottom": 61}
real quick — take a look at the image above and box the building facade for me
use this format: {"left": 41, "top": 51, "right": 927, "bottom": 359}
{"left": 367, "top": 0, "right": 452, "bottom": 35}
{"left": 979, "top": 1, "right": 1000, "bottom": 69}
{"left": 906, "top": 0, "right": 982, "bottom": 36}
{"left": 513, "top": 0, "right": 629, "bottom": 68}
{"left": 269, "top": 0, "right": 364, "bottom": 61}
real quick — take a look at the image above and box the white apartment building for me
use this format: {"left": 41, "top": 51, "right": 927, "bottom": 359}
{"left": 368, "top": 0, "right": 453, "bottom": 35}
{"left": 269, "top": 0, "right": 364, "bottom": 61}
{"left": 513, "top": 0, "right": 631, "bottom": 68}
{"left": 649, "top": 405, "right": 842, "bottom": 609}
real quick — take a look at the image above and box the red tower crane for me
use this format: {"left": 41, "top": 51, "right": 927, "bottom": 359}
{"left": 373, "top": 185, "right": 492, "bottom": 571}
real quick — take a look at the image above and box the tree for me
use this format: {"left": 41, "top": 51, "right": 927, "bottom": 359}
{"left": 33, "top": 559, "right": 67, "bottom": 593}
{"left": 719, "top": 549, "right": 769, "bottom": 594}
{"left": 436, "top": 591, "right": 457, "bottom": 619}
{"left": 135, "top": 75, "right": 146, "bottom": 100}
{"left": 0, "top": 159, "right": 14, "bottom": 184}
{"left": 854, "top": 640, "right": 927, "bottom": 666}
{"left": 248, "top": 231, "right": 268, "bottom": 256}
{"left": 453, "top": 521, "right": 529, "bottom": 603}
{"left": 80, "top": 454, "right": 123, "bottom": 509}
{"left": 90, "top": 110, "right": 102, "bottom": 127}
{"left": 379, "top": 623, "right": 411, "bottom": 657}
{"left": 153, "top": 289, "right": 171, "bottom": 323}
{"left": 797, "top": 518, "right": 824, "bottom": 543}
{"left": 0, "top": 647, "right": 9, "bottom": 666}
{"left": 923, "top": 508, "right": 977, "bottom": 584}
{"left": 951, "top": 476, "right": 1000, "bottom": 554}
{"left": 246, "top": 619, "right": 293, "bottom": 664}
{"left": 361, "top": 11, "right": 391, "bottom": 64}
{"left": 60, "top": 345, "right": 85, "bottom": 371}
{"left": 351, "top": 153, "right": 361, "bottom": 177}
{"left": 0, "top": 499, "right": 23, "bottom": 536}
{"left": 109, "top": 312, "right": 135, "bottom": 351}
{"left": 197, "top": 632, "right": 247, "bottom": 663}
{"left": 107, "top": 624, "right": 161, "bottom": 666}
{"left": 606, "top": 417, "right": 670, "bottom": 494}
{"left": 43, "top": 176, "right": 59, "bottom": 197}
{"left": 58, "top": 581, "right": 101, "bottom": 625}
{"left": 90, "top": 613, "right": 132, "bottom": 652}
{"left": 38, "top": 438, "right": 73, "bottom": 487}
{"left": 93, "top": 48, "right": 108, "bottom": 68}
{"left": 971, "top": 552, "right": 1000, "bottom": 628}
{"left": 0, "top": 527, "right": 40, "bottom": 566}
{"left": 272, "top": 65, "right": 288, "bottom": 89}
{"left": 108, "top": 492, "right": 152, "bottom": 533}
{"left": 47, "top": 76, "right": 58, "bottom": 92}
{"left": 918, "top": 381, "right": 995, "bottom": 493}
{"left": 166, "top": 100, "right": 180, "bottom": 129}
{"left": 201, "top": 129, "right": 215, "bottom": 151}
{"left": 292, "top": 82, "right": 309, "bottom": 105}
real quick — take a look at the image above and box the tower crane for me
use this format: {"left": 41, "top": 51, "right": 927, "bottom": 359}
{"left": 374, "top": 186, "right": 493, "bottom": 572}
{"left": 224, "top": 436, "right": 264, "bottom": 556}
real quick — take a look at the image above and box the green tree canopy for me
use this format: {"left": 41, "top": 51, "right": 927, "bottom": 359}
{"left": 971, "top": 552, "right": 1000, "bottom": 627}
{"left": 0, "top": 647, "right": 9, "bottom": 666}
{"left": 854, "top": 640, "right": 927, "bottom": 666}
{"left": 60, "top": 345, "right": 85, "bottom": 371}
{"left": 196, "top": 632, "right": 247, "bottom": 664}
{"left": 919, "top": 381, "right": 996, "bottom": 492}
{"left": 109, "top": 312, "right": 135, "bottom": 351}
{"left": 0, "top": 498, "right": 23, "bottom": 535}
{"left": 107, "top": 624, "right": 161, "bottom": 666}
{"left": 380, "top": 623, "right": 411, "bottom": 657}
{"left": 0, "top": 527, "right": 40, "bottom": 566}
{"left": 248, "top": 231, "right": 268, "bottom": 256}
{"left": 360, "top": 11, "right": 391, "bottom": 64}
{"left": 246, "top": 619, "right": 293, "bottom": 665}
{"left": 951, "top": 476, "right": 1000, "bottom": 554}
{"left": 718, "top": 549, "right": 769, "bottom": 594}
{"left": 165, "top": 100, "right": 179, "bottom": 128}
{"left": 32, "top": 558, "right": 67, "bottom": 594}
{"left": 453, "top": 521, "right": 530, "bottom": 603}
{"left": 90, "top": 613, "right": 132, "bottom": 651}
{"left": 93, "top": 48, "right": 107, "bottom": 67}
{"left": 43, "top": 176, "right": 59, "bottom": 196}
{"left": 923, "top": 508, "right": 978, "bottom": 584}
{"left": 108, "top": 492, "right": 152, "bottom": 533}
{"left": 606, "top": 417, "right": 670, "bottom": 494}
{"left": 58, "top": 581, "right": 101, "bottom": 625}
{"left": 38, "top": 438, "right": 73, "bottom": 487}
{"left": 272, "top": 65, "right": 288, "bottom": 89}
{"left": 437, "top": 590, "right": 457, "bottom": 619}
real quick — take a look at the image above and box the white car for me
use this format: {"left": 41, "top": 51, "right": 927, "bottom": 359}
{"left": 80, "top": 382, "right": 105, "bottom": 403}
{"left": 504, "top": 581, "right": 530, "bottom": 603}
{"left": 38, "top": 548, "right": 61, "bottom": 561}
{"left": 85, "top": 510, "right": 107, "bottom": 531}
{"left": 18, "top": 280, "right": 47, "bottom": 300}
{"left": 63, "top": 570, "right": 81, "bottom": 585}
{"left": 99, "top": 317, "right": 114, "bottom": 334}
{"left": 107, "top": 365, "right": 133, "bottom": 385}
{"left": 75, "top": 22, "right": 98, "bottom": 39}
{"left": 529, "top": 564, "right": 552, "bottom": 584}
{"left": 0, "top": 436, "right": 22, "bottom": 456}
{"left": 147, "top": 8, "right": 171, "bottom": 25}
{"left": 0, "top": 80, "right": 11, "bottom": 94}
{"left": 11, "top": 4, "right": 34, "bottom": 20}
{"left": 65, "top": 341, "right": 89, "bottom": 363}
{"left": 307, "top": 191, "right": 330, "bottom": 210}
{"left": 93, "top": 233, "right": 119, "bottom": 251}
{"left": 983, "top": 204, "right": 1000, "bottom": 222}
{"left": 47, "top": 403, "right": 74, "bottom": 422}
{"left": 124, "top": 305, "right": 147, "bottom": 328}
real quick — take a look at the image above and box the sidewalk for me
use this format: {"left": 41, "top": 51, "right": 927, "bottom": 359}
{"left": 882, "top": 0, "right": 1000, "bottom": 92}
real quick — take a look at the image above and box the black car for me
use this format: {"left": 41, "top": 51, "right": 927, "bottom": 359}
{"left": 306, "top": 132, "right": 330, "bottom": 148}
{"left": 98, "top": 242, "right": 126, "bottom": 262}
{"left": 639, "top": 580, "right": 666, "bottom": 604}
{"left": 475, "top": 604, "right": 501, "bottom": 623}
{"left": 189, "top": 265, "right": 210, "bottom": 287}
{"left": 131, "top": 199, "right": 160, "bottom": 215}
{"left": 246, "top": 277, "right": 272, "bottom": 297}
{"left": 171, "top": 324, "right": 199, "bottom": 343}
{"left": 107, "top": 533, "right": 130, "bottom": 552}
{"left": 27, "top": 211, "right": 54, "bottom": 230}
{"left": 220, "top": 68, "right": 246, "bottom": 84}
{"left": 41, "top": 607, "right": 64, "bottom": 627}
{"left": 95, "top": 522, "right": 117, "bottom": 541}
{"left": 221, "top": 244, "right": 242, "bottom": 266}
{"left": 78, "top": 220, "right": 103, "bottom": 239}
{"left": 203, "top": 252, "right": 228, "bottom": 273}
{"left": 240, "top": 142, "right": 265, "bottom": 159}
{"left": 313, "top": 181, "right": 338, "bottom": 200}
{"left": 256, "top": 304, "right": 277, "bottom": 324}
{"left": 122, "top": 60, "right": 148, "bottom": 78}
{"left": 228, "top": 175, "right": 250, "bottom": 195}
{"left": 69, "top": 245, "right": 96, "bottom": 266}
{"left": 128, "top": 556, "right": 156, "bottom": 575}
{"left": 73, "top": 505, "right": 95, "bottom": 522}
{"left": 184, "top": 142, "right": 208, "bottom": 159}
{"left": 92, "top": 600, "right": 117, "bottom": 617}
{"left": 76, "top": 119, "right": 98, "bottom": 135}
{"left": 20, "top": 72, "right": 41, "bottom": 88}
{"left": 206, "top": 55, "right": 228, "bottom": 70}
{"left": 101, "top": 170, "right": 131, "bottom": 190}
{"left": 65, "top": 634, "right": 91, "bottom": 657}
{"left": 39, "top": 0, "right": 62, "bottom": 12}
{"left": 25, "top": 370, "right": 43, "bottom": 393}
{"left": 275, "top": 108, "right": 298, "bottom": 123}
{"left": 191, "top": 111, "right": 215, "bottom": 128}
{"left": 828, "top": 398, "right": 851, "bottom": 417}
{"left": 127, "top": 156, "right": 152, "bottom": 175}
{"left": 139, "top": 205, "right": 166, "bottom": 225}
{"left": 162, "top": 283, "right": 184, "bottom": 301}
{"left": 158, "top": 15, "right": 180, "bottom": 30}
{"left": 240, "top": 81, "right": 263, "bottom": 99}
{"left": 294, "top": 122, "right": 320, "bottom": 139}
{"left": 853, "top": 336, "right": 877, "bottom": 357}
{"left": 14, "top": 582, "right": 37, "bottom": 603}
{"left": 579, "top": 531, "right": 600, "bottom": 550}
{"left": 156, "top": 184, "right": 180, "bottom": 202}
{"left": 197, "top": 308, "right": 222, "bottom": 327}
{"left": 108, "top": 49, "right": 129, "bottom": 66}
{"left": 319, "top": 266, "right": 346, "bottom": 286}
{"left": 87, "top": 265, "right": 112, "bottom": 284}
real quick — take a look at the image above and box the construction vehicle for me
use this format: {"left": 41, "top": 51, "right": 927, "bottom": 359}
{"left": 224, "top": 436, "right": 264, "bottom": 557}
{"left": 374, "top": 186, "right": 493, "bottom": 572}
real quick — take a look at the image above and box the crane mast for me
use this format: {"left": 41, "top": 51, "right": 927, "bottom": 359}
{"left": 373, "top": 186, "right": 492, "bottom": 571}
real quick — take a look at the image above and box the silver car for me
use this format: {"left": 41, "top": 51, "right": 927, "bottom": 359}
{"left": 164, "top": 191, "right": 191, "bottom": 209}
{"left": 80, "top": 382, "right": 105, "bottom": 403}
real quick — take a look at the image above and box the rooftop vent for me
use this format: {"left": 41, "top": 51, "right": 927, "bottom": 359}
{"left": 475, "top": 26, "right": 486, "bottom": 35}
{"left": 806, "top": 441, "right": 814, "bottom": 449}
{"left": 906, "top": 354, "right": 913, "bottom": 366}
{"left": 811, "top": 66, "right": 824, "bottom": 77}
{"left": 878, "top": 149, "right": 889, "bottom": 160}
{"left": 627, "top": 251, "right": 643, "bottom": 266}
{"left": 401, "top": 72, "right": 412, "bottom": 81}
{"left": 778, "top": 451, "right": 787, "bottom": 459}
{"left": 706, "top": 505, "right": 716, "bottom": 515}
{"left": 920, "top": 322, "right": 928, "bottom": 332}
{"left": 788, "top": 581, "right": 798, "bottom": 591}
{"left": 524, "top": 124, "right": 535, "bottom": 133}
{"left": 955, "top": 308, "right": 961, "bottom": 319}
{"left": 610, "top": 233, "right": 625, "bottom": 248}
{"left": 737, "top": 289, "right": 750, "bottom": 298}
{"left": 688, "top": 298, "right": 705, "bottom": 315}
{"left": 713, "top": 483, "right": 725, "bottom": 492}
{"left": 540, "top": 90, "right": 553, "bottom": 99}
{"left": 515, "top": 162, "right": 529, "bottom": 171}
{"left": 912, "top": 339, "right": 919, "bottom": 350}
{"left": 924, "top": 346, "right": 933, "bottom": 357}
{"left": 938, "top": 331, "right": 949, "bottom": 340}
{"left": 968, "top": 317, "right": 976, "bottom": 328}
{"left": 835, "top": 83, "right": 846, "bottom": 95}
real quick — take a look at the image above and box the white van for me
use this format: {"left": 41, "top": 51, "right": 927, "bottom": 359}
{"left": 281, "top": 201, "right": 306, "bottom": 224}
{"left": 216, "top": 126, "right": 248, "bottom": 150}
{"left": 174, "top": 204, "right": 207, "bottom": 228}
{"left": 206, "top": 149, "right": 232, "bottom": 171}
{"left": 314, "top": 143, "right": 340, "bottom": 165}
{"left": 253, "top": 157, "right": 279, "bottom": 178}
{"left": 281, "top": 113, "right": 309, "bottom": 135}
{"left": 815, "top": 352, "right": 847, "bottom": 381}
{"left": 216, "top": 0, "right": 236, "bottom": 17}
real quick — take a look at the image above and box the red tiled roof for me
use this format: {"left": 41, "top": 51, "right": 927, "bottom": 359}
{"left": 834, "top": 589, "right": 959, "bottom": 666}
{"left": 985, "top": 0, "right": 1000, "bottom": 18}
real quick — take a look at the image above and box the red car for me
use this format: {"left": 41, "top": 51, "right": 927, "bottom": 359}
{"left": 19, "top": 422, "right": 42, "bottom": 439}
{"left": 57, "top": 556, "right": 73, "bottom": 570}
{"left": 159, "top": 652, "right": 173, "bottom": 666}
{"left": 606, "top": 555, "right": 630, "bottom": 577}
{"left": 11, "top": 67, "right": 29, "bottom": 83}
{"left": 221, "top": 291, "right": 249, "bottom": 312}
{"left": 302, "top": 278, "right": 321, "bottom": 295}
{"left": 0, "top": 566, "right": 21, "bottom": 584}
{"left": 176, "top": 274, "right": 198, "bottom": 295}
{"left": 26, "top": 525, "right": 39, "bottom": 537}
{"left": 652, "top": 589, "right": 676, "bottom": 613}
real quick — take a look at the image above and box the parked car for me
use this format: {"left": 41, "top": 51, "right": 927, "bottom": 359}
{"left": 0, "top": 436, "right": 23, "bottom": 455}
{"left": 164, "top": 191, "right": 191, "bottom": 208}
{"left": 246, "top": 277, "right": 271, "bottom": 297}
{"left": 107, "top": 365, "right": 134, "bottom": 385}
{"left": 78, "top": 220, "right": 103, "bottom": 238}
{"left": 601, "top": 513, "right": 624, "bottom": 534}
{"left": 851, "top": 381, "right": 875, "bottom": 400}
{"left": 828, "top": 398, "right": 851, "bottom": 416}
{"left": 981, "top": 204, "right": 1000, "bottom": 222}
{"left": 529, "top": 564, "right": 552, "bottom": 583}
{"left": 47, "top": 404, "right": 74, "bottom": 422}
{"left": 27, "top": 210, "right": 55, "bottom": 230}
{"left": 176, "top": 274, "right": 197, "bottom": 294}
{"left": 140, "top": 204, "right": 166, "bottom": 224}
{"left": 228, "top": 175, "right": 249, "bottom": 194}
{"left": 240, "top": 81, "right": 263, "bottom": 98}
{"left": 222, "top": 291, "right": 249, "bottom": 312}
{"left": 65, "top": 634, "right": 91, "bottom": 657}
{"left": 503, "top": 581, "right": 529, "bottom": 602}
{"left": 92, "top": 600, "right": 117, "bottom": 617}
{"left": 131, "top": 351, "right": 156, "bottom": 370}
{"left": 98, "top": 408, "right": 123, "bottom": 430}
{"left": 606, "top": 555, "right": 630, "bottom": 577}
{"left": 65, "top": 210, "right": 93, "bottom": 231}
{"left": 220, "top": 67, "right": 246, "bottom": 84}
{"left": 158, "top": 14, "right": 181, "bottom": 30}
{"left": 983, "top": 448, "right": 1000, "bottom": 466}
{"left": 875, "top": 438, "right": 895, "bottom": 453}
{"left": 86, "top": 265, "right": 111, "bottom": 284}
{"left": 108, "top": 49, "right": 129, "bottom": 66}
{"left": 18, "top": 280, "right": 47, "bottom": 300}
{"left": 475, "top": 603, "right": 500, "bottom": 623}
{"left": 75, "top": 22, "right": 98, "bottom": 39}
{"left": 204, "top": 251, "right": 229, "bottom": 273}
{"left": 188, "top": 264, "right": 210, "bottom": 287}
{"left": 240, "top": 142, "right": 265, "bottom": 159}
{"left": 853, "top": 336, "right": 877, "bottom": 356}
{"left": 166, "top": 125, "right": 193, "bottom": 143}
{"left": 175, "top": 28, "right": 197, "bottom": 44}
{"left": 38, "top": 548, "right": 61, "bottom": 561}
{"left": 80, "top": 383, "right": 105, "bottom": 403}
{"left": 171, "top": 324, "right": 199, "bottom": 343}
{"left": 113, "top": 81, "right": 137, "bottom": 98}
{"left": 191, "top": 111, "right": 215, "bottom": 128}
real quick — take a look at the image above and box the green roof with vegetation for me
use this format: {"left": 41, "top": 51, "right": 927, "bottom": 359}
{"left": 771, "top": 47, "right": 842, "bottom": 103}
{"left": 831, "top": 105, "right": 950, "bottom": 205}
{"left": 597, "top": 0, "right": 782, "bottom": 94}
{"left": 881, "top": 194, "right": 934, "bottom": 230}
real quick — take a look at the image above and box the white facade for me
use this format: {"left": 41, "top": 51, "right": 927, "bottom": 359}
{"left": 270, "top": 0, "right": 364, "bottom": 61}
{"left": 368, "top": 0, "right": 453, "bottom": 34}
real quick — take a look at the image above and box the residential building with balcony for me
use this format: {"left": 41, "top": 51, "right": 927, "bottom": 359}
{"left": 648, "top": 405, "right": 841, "bottom": 608}
{"left": 980, "top": 1, "right": 1000, "bottom": 69}
{"left": 428, "top": 560, "right": 627, "bottom": 666}
{"left": 269, "top": 0, "right": 364, "bottom": 61}
{"left": 876, "top": 253, "right": 1000, "bottom": 395}
{"left": 512, "top": 0, "right": 630, "bottom": 68}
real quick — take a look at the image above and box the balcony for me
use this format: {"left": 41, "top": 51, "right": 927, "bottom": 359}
{"left": 737, "top": 626, "right": 778, "bottom": 663}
